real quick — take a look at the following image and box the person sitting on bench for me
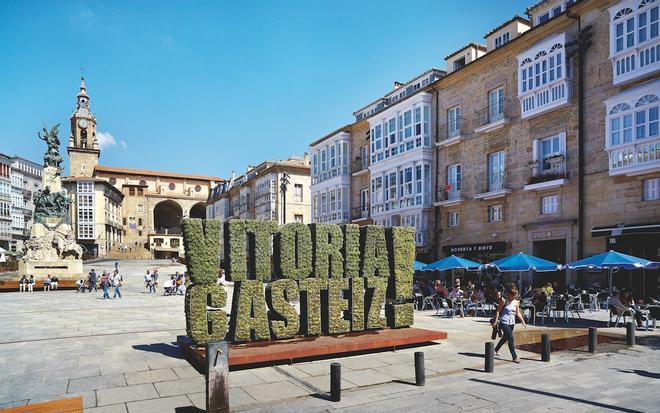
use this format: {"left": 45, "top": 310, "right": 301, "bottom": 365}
{"left": 51, "top": 276, "right": 59, "bottom": 290}
{"left": 19, "top": 275, "right": 28, "bottom": 292}
{"left": 28, "top": 275, "right": 35, "bottom": 292}
{"left": 43, "top": 275, "right": 52, "bottom": 291}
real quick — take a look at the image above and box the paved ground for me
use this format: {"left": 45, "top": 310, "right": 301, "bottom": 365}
{"left": 0, "top": 259, "right": 657, "bottom": 412}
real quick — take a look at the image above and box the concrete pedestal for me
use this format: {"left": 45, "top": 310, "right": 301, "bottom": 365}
{"left": 17, "top": 259, "right": 83, "bottom": 280}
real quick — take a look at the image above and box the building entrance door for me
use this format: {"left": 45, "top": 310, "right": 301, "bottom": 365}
{"left": 533, "top": 239, "right": 566, "bottom": 289}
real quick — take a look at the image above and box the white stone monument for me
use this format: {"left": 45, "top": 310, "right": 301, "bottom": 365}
{"left": 17, "top": 125, "right": 83, "bottom": 280}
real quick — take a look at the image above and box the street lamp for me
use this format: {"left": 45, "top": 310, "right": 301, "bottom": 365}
{"left": 280, "top": 172, "right": 290, "bottom": 224}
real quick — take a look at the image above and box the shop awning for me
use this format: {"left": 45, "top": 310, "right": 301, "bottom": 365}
{"left": 591, "top": 222, "right": 660, "bottom": 237}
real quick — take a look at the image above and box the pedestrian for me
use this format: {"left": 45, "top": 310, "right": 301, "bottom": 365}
{"left": 89, "top": 269, "right": 98, "bottom": 292}
{"left": 28, "top": 275, "right": 35, "bottom": 292}
{"left": 19, "top": 275, "right": 28, "bottom": 292}
{"left": 43, "top": 275, "right": 52, "bottom": 291}
{"left": 100, "top": 271, "right": 110, "bottom": 299}
{"left": 148, "top": 273, "right": 156, "bottom": 294}
{"left": 152, "top": 269, "right": 159, "bottom": 293}
{"left": 51, "top": 276, "right": 59, "bottom": 290}
{"left": 144, "top": 270, "right": 151, "bottom": 293}
{"left": 114, "top": 262, "right": 119, "bottom": 272}
{"left": 494, "top": 285, "right": 526, "bottom": 363}
{"left": 112, "top": 270, "right": 122, "bottom": 299}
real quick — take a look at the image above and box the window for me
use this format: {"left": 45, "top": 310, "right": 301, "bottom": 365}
{"left": 608, "top": 94, "right": 659, "bottom": 147}
{"left": 488, "top": 204, "right": 503, "bottom": 222}
{"left": 635, "top": 94, "right": 659, "bottom": 139}
{"left": 488, "top": 88, "right": 505, "bottom": 123}
{"left": 494, "top": 32, "right": 510, "bottom": 49}
{"left": 541, "top": 195, "right": 559, "bottom": 214}
{"left": 488, "top": 151, "right": 506, "bottom": 191}
{"left": 137, "top": 187, "right": 144, "bottom": 196}
{"left": 129, "top": 187, "right": 135, "bottom": 196}
{"left": 453, "top": 56, "right": 466, "bottom": 71}
{"left": 168, "top": 183, "right": 176, "bottom": 190}
{"left": 294, "top": 214, "right": 304, "bottom": 223}
{"left": 294, "top": 184, "right": 303, "bottom": 202}
{"left": 447, "top": 164, "right": 461, "bottom": 191}
{"left": 448, "top": 211, "right": 460, "bottom": 227}
{"left": 448, "top": 106, "right": 461, "bottom": 138}
{"left": 538, "top": 11, "right": 550, "bottom": 24}
{"left": 387, "top": 172, "right": 397, "bottom": 200}
{"left": 519, "top": 41, "right": 564, "bottom": 95}
{"left": 644, "top": 178, "right": 660, "bottom": 200}
{"left": 610, "top": 2, "right": 659, "bottom": 83}
{"left": 360, "top": 189, "right": 369, "bottom": 213}
{"left": 171, "top": 239, "right": 180, "bottom": 248}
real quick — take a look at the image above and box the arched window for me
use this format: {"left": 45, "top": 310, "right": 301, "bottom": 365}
{"left": 634, "top": 94, "right": 659, "bottom": 139}
{"left": 609, "top": 103, "right": 633, "bottom": 146}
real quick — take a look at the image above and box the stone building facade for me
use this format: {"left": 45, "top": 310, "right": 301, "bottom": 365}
{"left": 307, "top": 0, "right": 660, "bottom": 293}
{"left": 64, "top": 78, "right": 221, "bottom": 258}
{"left": 207, "top": 156, "right": 311, "bottom": 261}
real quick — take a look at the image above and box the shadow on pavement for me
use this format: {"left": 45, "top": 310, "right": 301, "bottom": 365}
{"left": 615, "top": 369, "right": 660, "bottom": 379}
{"left": 133, "top": 342, "right": 185, "bottom": 359}
{"left": 175, "top": 407, "right": 204, "bottom": 413}
{"left": 469, "top": 378, "right": 644, "bottom": 413}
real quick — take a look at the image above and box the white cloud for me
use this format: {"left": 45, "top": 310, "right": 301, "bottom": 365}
{"left": 96, "top": 131, "right": 127, "bottom": 150}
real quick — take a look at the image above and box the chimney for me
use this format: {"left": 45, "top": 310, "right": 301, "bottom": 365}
{"left": 303, "top": 152, "right": 310, "bottom": 165}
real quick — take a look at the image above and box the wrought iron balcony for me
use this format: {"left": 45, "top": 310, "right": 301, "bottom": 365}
{"left": 351, "top": 206, "right": 370, "bottom": 221}
{"left": 434, "top": 187, "right": 464, "bottom": 207}
{"left": 437, "top": 118, "right": 471, "bottom": 146}
{"left": 473, "top": 172, "right": 511, "bottom": 200}
{"left": 473, "top": 98, "right": 512, "bottom": 133}
{"left": 351, "top": 157, "right": 369, "bottom": 175}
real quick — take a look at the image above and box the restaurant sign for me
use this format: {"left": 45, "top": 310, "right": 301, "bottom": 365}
{"left": 443, "top": 241, "right": 507, "bottom": 255}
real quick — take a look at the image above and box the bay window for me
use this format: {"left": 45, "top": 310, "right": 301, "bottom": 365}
{"left": 609, "top": 0, "right": 660, "bottom": 84}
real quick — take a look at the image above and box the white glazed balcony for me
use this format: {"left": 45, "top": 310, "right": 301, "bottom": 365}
{"left": 607, "top": 137, "right": 660, "bottom": 176}
{"left": 519, "top": 79, "right": 572, "bottom": 119}
{"left": 611, "top": 38, "right": 660, "bottom": 86}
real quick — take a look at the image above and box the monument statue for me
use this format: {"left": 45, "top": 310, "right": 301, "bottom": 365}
{"left": 18, "top": 124, "right": 83, "bottom": 279}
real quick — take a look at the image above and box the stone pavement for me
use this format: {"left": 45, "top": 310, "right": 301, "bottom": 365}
{"left": 0, "top": 259, "right": 657, "bottom": 412}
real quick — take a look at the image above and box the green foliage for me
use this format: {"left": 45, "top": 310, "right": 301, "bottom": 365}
{"left": 185, "top": 284, "right": 228, "bottom": 345}
{"left": 299, "top": 278, "right": 327, "bottom": 336}
{"left": 224, "top": 220, "right": 247, "bottom": 281}
{"left": 276, "top": 223, "right": 312, "bottom": 280}
{"left": 266, "top": 279, "right": 300, "bottom": 339}
{"left": 349, "top": 277, "right": 365, "bottom": 331}
{"left": 342, "top": 224, "right": 361, "bottom": 278}
{"left": 224, "top": 219, "right": 277, "bottom": 281}
{"left": 230, "top": 280, "right": 271, "bottom": 342}
{"left": 327, "top": 278, "right": 351, "bottom": 334}
{"left": 310, "top": 223, "right": 344, "bottom": 278}
{"left": 360, "top": 225, "right": 389, "bottom": 278}
{"left": 182, "top": 218, "right": 221, "bottom": 285}
{"left": 365, "top": 276, "right": 387, "bottom": 330}
{"left": 385, "top": 227, "right": 415, "bottom": 328}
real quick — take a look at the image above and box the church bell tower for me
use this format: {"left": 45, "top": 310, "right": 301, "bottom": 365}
{"left": 67, "top": 76, "right": 99, "bottom": 177}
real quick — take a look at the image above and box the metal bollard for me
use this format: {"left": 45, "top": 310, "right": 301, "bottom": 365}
{"left": 588, "top": 327, "right": 597, "bottom": 353}
{"left": 541, "top": 333, "right": 551, "bottom": 362}
{"left": 485, "top": 342, "right": 494, "bottom": 373}
{"left": 626, "top": 322, "right": 635, "bottom": 346}
{"left": 414, "top": 352, "right": 425, "bottom": 386}
{"left": 330, "top": 363, "right": 341, "bottom": 402}
{"left": 206, "top": 342, "right": 229, "bottom": 413}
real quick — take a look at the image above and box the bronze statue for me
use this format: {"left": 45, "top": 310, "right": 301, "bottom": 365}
{"left": 38, "top": 123, "right": 63, "bottom": 170}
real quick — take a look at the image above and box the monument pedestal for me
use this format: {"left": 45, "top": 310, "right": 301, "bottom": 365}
{"left": 17, "top": 259, "right": 82, "bottom": 280}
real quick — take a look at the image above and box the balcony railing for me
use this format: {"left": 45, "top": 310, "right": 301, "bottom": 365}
{"left": 155, "top": 227, "right": 181, "bottom": 235}
{"left": 351, "top": 206, "right": 370, "bottom": 220}
{"left": 527, "top": 155, "right": 567, "bottom": 185}
{"left": 520, "top": 80, "right": 572, "bottom": 119}
{"left": 474, "top": 172, "right": 511, "bottom": 199}
{"left": 22, "top": 189, "right": 32, "bottom": 198}
{"left": 611, "top": 38, "right": 660, "bottom": 85}
{"left": 607, "top": 138, "right": 660, "bottom": 176}
{"left": 435, "top": 188, "right": 462, "bottom": 203}
{"left": 371, "top": 193, "right": 432, "bottom": 214}
{"left": 437, "top": 119, "right": 470, "bottom": 145}
{"left": 473, "top": 98, "right": 511, "bottom": 132}
{"left": 352, "top": 157, "right": 369, "bottom": 174}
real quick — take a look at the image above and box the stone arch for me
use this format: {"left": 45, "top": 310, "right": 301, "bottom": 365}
{"left": 190, "top": 202, "right": 206, "bottom": 219}
{"left": 153, "top": 200, "right": 183, "bottom": 234}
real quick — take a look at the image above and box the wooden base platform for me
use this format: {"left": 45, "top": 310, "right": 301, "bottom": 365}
{"left": 0, "top": 396, "right": 83, "bottom": 413}
{"left": 178, "top": 328, "right": 447, "bottom": 372}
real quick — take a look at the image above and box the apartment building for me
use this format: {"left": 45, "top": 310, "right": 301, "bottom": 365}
{"left": 307, "top": 0, "right": 659, "bottom": 293}
{"left": 207, "top": 156, "right": 311, "bottom": 259}
{"left": 0, "top": 154, "right": 43, "bottom": 252}
{"left": 310, "top": 70, "right": 444, "bottom": 253}
{"left": 0, "top": 155, "right": 12, "bottom": 250}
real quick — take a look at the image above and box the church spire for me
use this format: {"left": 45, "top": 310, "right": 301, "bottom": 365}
{"left": 78, "top": 75, "right": 87, "bottom": 97}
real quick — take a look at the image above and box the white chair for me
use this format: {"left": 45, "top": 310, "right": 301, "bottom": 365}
{"left": 608, "top": 305, "right": 635, "bottom": 327}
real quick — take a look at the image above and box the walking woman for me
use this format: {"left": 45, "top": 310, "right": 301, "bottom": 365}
{"left": 494, "top": 285, "right": 526, "bottom": 363}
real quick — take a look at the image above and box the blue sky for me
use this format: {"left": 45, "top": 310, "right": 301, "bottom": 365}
{"left": 0, "top": 0, "right": 530, "bottom": 178}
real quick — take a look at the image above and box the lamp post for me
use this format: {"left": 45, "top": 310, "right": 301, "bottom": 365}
{"left": 280, "top": 172, "right": 290, "bottom": 224}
